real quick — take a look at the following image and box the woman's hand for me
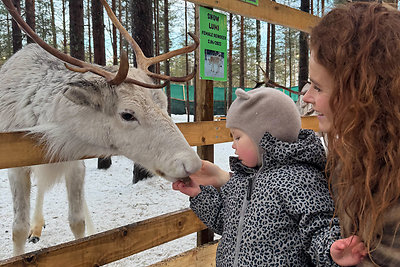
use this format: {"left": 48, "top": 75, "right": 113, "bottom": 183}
{"left": 330, "top": 235, "right": 367, "bottom": 266}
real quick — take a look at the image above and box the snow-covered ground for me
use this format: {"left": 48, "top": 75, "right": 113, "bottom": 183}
{"left": 0, "top": 115, "right": 233, "bottom": 266}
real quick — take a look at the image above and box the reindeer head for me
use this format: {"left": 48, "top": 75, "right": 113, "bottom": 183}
{"left": 1, "top": 0, "right": 202, "bottom": 181}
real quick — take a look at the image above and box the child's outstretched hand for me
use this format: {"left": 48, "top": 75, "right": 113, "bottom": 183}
{"left": 330, "top": 235, "right": 367, "bottom": 266}
{"left": 172, "top": 179, "right": 201, "bottom": 197}
{"left": 189, "top": 160, "right": 230, "bottom": 188}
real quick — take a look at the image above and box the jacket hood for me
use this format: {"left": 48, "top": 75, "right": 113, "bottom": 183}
{"left": 230, "top": 129, "right": 326, "bottom": 173}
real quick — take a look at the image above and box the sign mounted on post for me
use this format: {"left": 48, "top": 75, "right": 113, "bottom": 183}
{"left": 240, "top": 0, "right": 259, "bottom": 5}
{"left": 199, "top": 7, "right": 227, "bottom": 81}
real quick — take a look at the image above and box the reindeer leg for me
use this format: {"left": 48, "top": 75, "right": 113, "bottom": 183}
{"left": 83, "top": 198, "right": 95, "bottom": 236}
{"left": 28, "top": 183, "right": 45, "bottom": 244}
{"left": 65, "top": 161, "right": 92, "bottom": 239}
{"left": 8, "top": 167, "right": 31, "bottom": 256}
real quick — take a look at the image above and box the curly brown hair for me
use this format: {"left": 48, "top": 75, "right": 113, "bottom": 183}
{"left": 310, "top": 2, "right": 400, "bottom": 253}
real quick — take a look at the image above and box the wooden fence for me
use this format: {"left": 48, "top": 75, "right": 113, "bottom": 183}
{"left": 0, "top": 117, "right": 318, "bottom": 266}
{"left": 0, "top": 0, "right": 321, "bottom": 264}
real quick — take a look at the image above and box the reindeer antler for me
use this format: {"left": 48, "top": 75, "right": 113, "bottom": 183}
{"left": 99, "top": 0, "right": 199, "bottom": 83}
{"left": 1, "top": 0, "right": 171, "bottom": 88}
{"left": 255, "top": 64, "right": 304, "bottom": 95}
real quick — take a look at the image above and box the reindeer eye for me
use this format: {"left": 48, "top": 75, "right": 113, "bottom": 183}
{"left": 120, "top": 112, "right": 137, "bottom": 122}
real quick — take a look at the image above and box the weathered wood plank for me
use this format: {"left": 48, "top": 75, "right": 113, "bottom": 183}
{"left": 186, "top": 0, "right": 320, "bottom": 33}
{"left": 0, "top": 117, "right": 319, "bottom": 170}
{"left": 0, "top": 121, "right": 231, "bottom": 170}
{"left": 301, "top": 116, "right": 319, "bottom": 132}
{"left": 0, "top": 132, "right": 49, "bottom": 169}
{"left": 149, "top": 241, "right": 218, "bottom": 267}
{"left": 0, "top": 209, "right": 206, "bottom": 267}
{"left": 178, "top": 121, "right": 232, "bottom": 146}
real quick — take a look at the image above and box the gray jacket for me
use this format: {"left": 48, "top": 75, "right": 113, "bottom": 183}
{"left": 190, "top": 129, "right": 340, "bottom": 266}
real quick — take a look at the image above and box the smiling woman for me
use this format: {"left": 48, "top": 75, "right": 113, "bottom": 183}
{"left": 303, "top": 52, "right": 334, "bottom": 133}
{"left": 304, "top": 2, "right": 400, "bottom": 266}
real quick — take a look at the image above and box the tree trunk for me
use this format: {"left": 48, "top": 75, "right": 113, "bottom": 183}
{"left": 112, "top": 0, "right": 118, "bottom": 65}
{"left": 288, "top": 29, "right": 292, "bottom": 95}
{"left": 131, "top": 0, "right": 154, "bottom": 183}
{"left": 50, "top": 0, "right": 57, "bottom": 48}
{"left": 6, "top": 12, "right": 12, "bottom": 58}
{"left": 266, "top": 23, "right": 270, "bottom": 79}
{"left": 91, "top": 0, "right": 111, "bottom": 170}
{"left": 227, "top": 13, "right": 233, "bottom": 109}
{"left": 11, "top": 0, "right": 22, "bottom": 53}
{"left": 270, "top": 23, "right": 276, "bottom": 82}
{"left": 185, "top": 0, "right": 190, "bottom": 120}
{"left": 299, "top": 0, "right": 310, "bottom": 91}
{"left": 131, "top": 0, "right": 153, "bottom": 67}
{"left": 62, "top": 0, "right": 67, "bottom": 53}
{"left": 25, "top": 0, "right": 35, "bottom": 44}
{"left": 256, "top": 19, "right": 261, "bottom": 82}
{"left": 284, "top": 29, "right": 287, "bottom": 87}
{"left": 164, "top": 0, "right": 171, "bottom": 115}
{"left": 239, "top": 16, "right": 245, "bottom": 89}
{"left": 154, "top": 0, "right": 160, "bottom": 75}
{"left": 311, "top": 0, "right": 314, "bottom": 15}
{"left": 118, "top": 0, "right": 122, "bottom": 55}
{"left": 124, "top": 0, "right": 129, "bottom": 57}
{"left": 69, "top": 0, "right": 84, "bottom": 60}
{"left": 92, "top": 0, "right": 105, "bottom": 65}
{"left": 87, "top": 0, "right": 92, "bottom": 63}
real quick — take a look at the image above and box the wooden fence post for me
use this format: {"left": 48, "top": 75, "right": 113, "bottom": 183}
{"left": 194, "top": 4, "right": 215, "bottom": 246}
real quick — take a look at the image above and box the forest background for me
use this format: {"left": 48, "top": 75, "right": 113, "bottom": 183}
{"left": 0, "top": 0, "right": 349, "bottom": 115}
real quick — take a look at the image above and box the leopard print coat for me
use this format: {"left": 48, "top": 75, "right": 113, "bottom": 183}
{"left": 190, "top": 129, "right": 341, "bottom": 267}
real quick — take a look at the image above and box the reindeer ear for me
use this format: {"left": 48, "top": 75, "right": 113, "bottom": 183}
{"left": 150, "top": 89, "right": 168, "bottom": 111}
{"left": 64, "top": 80, "right": 117, "bottom": 115}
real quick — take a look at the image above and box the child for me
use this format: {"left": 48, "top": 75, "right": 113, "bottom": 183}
{"left": 173, "top": 87, "right": 358, "bottom": 266}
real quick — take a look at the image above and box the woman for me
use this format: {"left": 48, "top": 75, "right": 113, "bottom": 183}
{"left": 303, "top": 2, "right": 400, "bottom": 266}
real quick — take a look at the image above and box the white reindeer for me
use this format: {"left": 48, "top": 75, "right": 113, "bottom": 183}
{"left": 207, "top": 54, "right": 223, "bottom": 75}
{"left": 1, "top": 0, "right": 201, "bottom": 256}
{"left": 296, "top": 82, "right": 315, "bottom": 116}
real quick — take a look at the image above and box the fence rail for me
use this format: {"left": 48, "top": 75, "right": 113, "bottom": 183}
{"left": 0, "top": 209, "right": 205, "bottom": 267}
{"left": 0, "top": 117, "right": 318, "bottom": 266}
{"left": 0, "top": 118, "right": 318, "bottom": 171}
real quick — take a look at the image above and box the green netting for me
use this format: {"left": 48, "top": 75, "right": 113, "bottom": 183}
{"left": 164, "top": 84, "right": 299, "bottom": 115}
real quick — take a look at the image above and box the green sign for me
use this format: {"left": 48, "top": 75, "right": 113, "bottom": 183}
{"left": 241, "top": 0, "right": 259, "bottom": 5}
{"left": 199, "top": 7, "right": 227, "bottom": 81}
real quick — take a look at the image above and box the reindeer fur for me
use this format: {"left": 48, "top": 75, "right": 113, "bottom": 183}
{"left": 0, "top": 44, "right": 201, "bottom": 255}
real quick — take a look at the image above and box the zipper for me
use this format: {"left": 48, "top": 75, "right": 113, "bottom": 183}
{"left": 246, "top": 177, "right": 253, "bottom": 201}
{"left": 232, "top": 164, "right": 264, "bottom": 266}
{"left": 232, "top": 176, "right": 255, "bottom": 267}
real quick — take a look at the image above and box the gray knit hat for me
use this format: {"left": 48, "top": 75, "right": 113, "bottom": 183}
{"left": 226, "top": 87, "right": 301, "bottom": 145}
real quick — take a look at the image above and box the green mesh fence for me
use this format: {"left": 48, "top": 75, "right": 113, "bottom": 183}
{"left": 164, "top": 84, "right": 299, "bottom": 115}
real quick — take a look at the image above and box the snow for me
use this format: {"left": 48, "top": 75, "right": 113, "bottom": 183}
{"left": 0, "top": 115, "right": 233, "bottom": 266}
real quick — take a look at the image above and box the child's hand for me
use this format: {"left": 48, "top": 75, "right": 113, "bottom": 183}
{"left": 172, "top": 179, "right": 201, "bottom": 197}
{"left": 330, "top": 235, "right": 367, "bottom": 266}
{"left": 189, "top": 160, "right": 230, "bottom": 188}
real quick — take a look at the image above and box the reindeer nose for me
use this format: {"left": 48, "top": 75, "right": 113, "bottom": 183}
{"left": 182, "top": 156, "right": 202, "bottom": 176}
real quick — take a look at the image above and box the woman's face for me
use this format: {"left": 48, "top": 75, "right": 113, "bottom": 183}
{"left": 303, "top": 52, "right": 335, "bottom": 133}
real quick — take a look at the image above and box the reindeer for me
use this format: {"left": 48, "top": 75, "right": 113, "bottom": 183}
{"left": 253, "top": 65, "right": 304, "bottom": 95}
{"left": 207, "top": 54, "right": 223, "bottom": 75}
{"left": 296, "top": 82, "right": 316, "bottom": 116}
{"left": 1, "top": 0, "right": 201, "bottom": 256}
